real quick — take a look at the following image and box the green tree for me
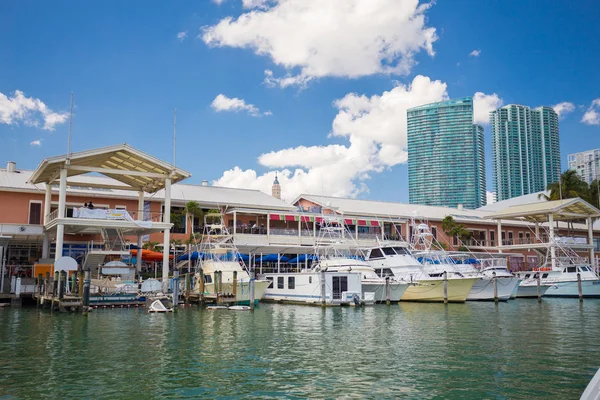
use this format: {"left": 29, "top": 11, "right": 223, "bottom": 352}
{"left": 440, "top": 215, "right": 472, "bottom": 247}
{"left": 184, "top": 201, "right": 203, "bottom": 233}
{"left": 590, "top": 179, "right": 600, "bottom": 209}
{"left": 538, "top": 169, "right": 591, "bottom": 202}
{"left": 142, "top": 241, "right": 160, "bottom": 251}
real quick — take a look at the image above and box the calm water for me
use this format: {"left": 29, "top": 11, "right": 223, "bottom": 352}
{"left": 1, "top": 300, "right": 599, "bottom": 399}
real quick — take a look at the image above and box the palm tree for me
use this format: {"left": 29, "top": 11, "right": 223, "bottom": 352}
{"left": 184, "top": 201, "right": 203, "bottom": 233}
{"left": 590, "top": 179, "right": 600, "bottom": 209}
{"left": 538, "top": 170, "right": 591, "bottom": 202}
{"left": 142, "top": 241, "right": 160, "bottom": 251}
{"left": 441, "top": 215, "right": 471, "bottom": 247}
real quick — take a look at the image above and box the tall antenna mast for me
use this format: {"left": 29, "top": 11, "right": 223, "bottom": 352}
{"left": 67, "top": 92, "right": 74, "bottom": 165}
{"left": 173, "top": 108, "right": 177, "bottom": 168}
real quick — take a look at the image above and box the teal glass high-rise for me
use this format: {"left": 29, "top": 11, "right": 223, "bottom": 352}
{"left": 407, "top": 97, "right": 486, "bottom": 209}
{"left": 490, "top": 105, "right": 561, "bottom": 201}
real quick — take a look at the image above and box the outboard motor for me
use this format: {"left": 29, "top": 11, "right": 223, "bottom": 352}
{"left": 352, "top": 293, "right": 361, "bottom": 306}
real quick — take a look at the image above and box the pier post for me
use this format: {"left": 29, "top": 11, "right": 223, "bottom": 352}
{"left": 537, "top": 273, "right": 542, "bottom": 303}
{"left": 57, "top": 270, "right": 64, "bottom": 300}
{"left": 443, "top": 271, "right": 448, "bottom": 304}
{"left": 493, "top": 272, "right": 498, "bottom": 303}
{"left": 250, "top": 273, "right": 255, "bottom": 311}
{"left": 320, "top": 271, "right": 326, "bottom": 307}
{"left": 83, "top": 268, "right": 91, "bottom": 315}
{"left": 53, "top": 270, "right": 59, "bottom": 298}
{"left": 232, "top": 271, "right": 238, "bottom": 302}
{"left": 184, "top": 273, "right": 189, "bottom": 304}
{"left": 37, "top": 273, "right": 43, "bottom": 307}
{"left": 45, "top": 272, "right": 50, "bottom": 297}
{"left": 385, "top": 276, "right": 390, "bottom": 306}
{"left": 172, "top": 271, "right": 179, "bottom": 310}
{"left": 578, "top": 272, "right": 583, "bottom": 302}
{"left": 78, "top": 268, "right": 84, "bottom": 297}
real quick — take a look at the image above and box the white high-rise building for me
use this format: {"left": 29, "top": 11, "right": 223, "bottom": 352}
{"left": 568, "top": 149, "right": 600, "bottom": 185}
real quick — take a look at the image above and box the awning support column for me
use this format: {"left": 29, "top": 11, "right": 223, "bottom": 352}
{"left": 162, "top": 177, "right": 172, "bottom": 290}
{"left": 497, "top": 220, "right": 502, "bottom": 254}
{"left": 549, "top": 214, "right": 556, "bottom": 269}
{"left": 55, "top": 168, "right": 67, "bottom": 261}
{"left": 267, "top": 213, "right": 270, "bottom": 242}
{"left": 233, "top": 211, "right": 237, "bottom": 236}
{"left": 588, "top": 217, "right": 595, "bottom": 268}
{"left": 43, "top": 184, "right": 52, "bottom": 225}
{"left": 137, "top": 191, "right": 144, "bottom": 274}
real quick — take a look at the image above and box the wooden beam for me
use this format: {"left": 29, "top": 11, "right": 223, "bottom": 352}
{"left": 66, "top": 165, "right": 168, "bottom": 179}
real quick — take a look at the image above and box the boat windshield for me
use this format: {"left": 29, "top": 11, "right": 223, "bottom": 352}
{"left": 392, "top": 247, "right": 410, "bottom": 255}
{"left": 382, "top": 247, "right": 396, "bottom": 256}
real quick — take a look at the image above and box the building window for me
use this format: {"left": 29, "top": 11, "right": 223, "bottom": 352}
{"left": 29, "top": 202, "right": 42, "bottom": 225}
{"left": 115, "top": 205, "right": 127, "bottom": 210}
{"left": 431, "top": 226, "right": 437, "bottom": 239}
{"left": 277, "top": 276, "right": 284, "bottom": 289}
{"left": 288, "top": 277, "right": 295, "bottom": 290}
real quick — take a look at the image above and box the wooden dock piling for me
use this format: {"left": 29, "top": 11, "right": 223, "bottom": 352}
{"left": 443, "top": 271, "right": 448, "bottom": 304}
{"left": 493, "top": 272, "right": 498, "bottom": 303}
{"left": 537, "top": 274, "right": 542, "bottom": 303}
{"left": 578, "top": 273, "right": 583, "bottom": 302}
{"left": 385, "top": 276, "right": 391, "bottom": 306}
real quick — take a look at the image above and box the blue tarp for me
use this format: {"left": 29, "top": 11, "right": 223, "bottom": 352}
{"left": 177, "top": 252, "right": 205, "bottom": 262}
{"left": 258, "top": 254, "right": 290, "bottom": 262}
{"left": 288, "top": 254, "right": 319, "bottom": 264}
{"left": 236, "top": 253, "right": 250, "bottom": 261}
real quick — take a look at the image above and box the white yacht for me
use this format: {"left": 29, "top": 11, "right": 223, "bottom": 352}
{"left": 449, "top": 256, "right": 521, "bottom": 302}
{"left": 191, "top": 215, "right": 270, "bottom": 305}
{"left": 364, "top": 244, "right": 477, "bottom": 302}
{"left": 260, "top": 267, "right": 364, "bottom": 306}
{"left": 314, "top": 256, "right": 409, "bottom": 303}
{"left": 516, "top": 259, "right": 600, "bottom": 298}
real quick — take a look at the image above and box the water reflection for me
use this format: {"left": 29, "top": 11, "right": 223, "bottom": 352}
{"left": 0, "top": 300, "right": 599, "bottom": 398}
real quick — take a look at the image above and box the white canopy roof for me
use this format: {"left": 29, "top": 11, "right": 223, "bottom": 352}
{"left": 28, "top": 144, "right": 190, "bottom": 193}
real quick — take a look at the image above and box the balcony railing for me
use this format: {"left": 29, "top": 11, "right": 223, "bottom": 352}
{"left": 45, "top": 207, "right": 164, "bottom": 225}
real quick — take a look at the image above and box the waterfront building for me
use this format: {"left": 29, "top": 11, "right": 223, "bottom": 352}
{"left": 407, "top": 97, "right": 486, "bottom": 209}
{"left": 568, "top": 148, "right": 600, "bottom": 185}
{"left": 1, "top": 144, "right": 599, "bottom": 294}
{"left": 491, "top": 105, "right": 561, "bottom": 201}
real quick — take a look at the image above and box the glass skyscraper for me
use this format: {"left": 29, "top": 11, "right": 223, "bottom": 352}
{"left": 407, "top": 97, "right": 486, "bottom": 209}
{"left": 490, "top": 105, "right": 561, "bottom": 201}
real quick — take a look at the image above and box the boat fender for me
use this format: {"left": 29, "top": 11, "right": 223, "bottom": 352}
{"left": 352, "top": 293, "right": 361, "bottom": 306}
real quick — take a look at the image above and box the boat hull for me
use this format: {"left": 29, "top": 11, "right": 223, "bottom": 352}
{"left": 516, "top": 283, "right": 551, "bottom": 298}
{"left": 466, "top": 277, "right": 521, "bottom": 302}
{"left": 544, "top": 280, "right": 600, "bottom": 297}
{"left": 203, "top": 280, "right": 270, "bottom": 304}
{"left": 362, "top": 282, "right": 409, "bottom": 302}
{"left": 401, "top": 277, "right": 478, "bottom": 302}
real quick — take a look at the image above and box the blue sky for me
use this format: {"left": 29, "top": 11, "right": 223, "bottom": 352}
{"left": 1, "top": 0, "right": 599, "bottom": 204}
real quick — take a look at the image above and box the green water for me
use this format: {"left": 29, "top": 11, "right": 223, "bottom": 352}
{"left": 0, "top": 300, "right": 599, "bottom": 399}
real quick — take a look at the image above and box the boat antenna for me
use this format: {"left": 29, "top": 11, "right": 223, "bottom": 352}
{"left": 67, "top": 92, "right": 74, "bottom": 165}
{"left": 173, "top": 108, "right": 177, "bottom": 168}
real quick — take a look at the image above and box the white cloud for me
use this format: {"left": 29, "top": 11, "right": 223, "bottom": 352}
{"left": 486, "top": 191, "right": 496, "bottom": 205}
{"left": 202, "top": 0, "right": 437, "bottom": 87}
{"left": 552, "top": 102, "right": 575, "bottom": 119}
{"left": 469, "top": 49, "right": 481, "bottom": 57}
{"left": 30, "top": 139, "right": 41, "bottom": 147}
{"left": 0, "top": 90, "right": 68, "bottom": 131}
{"left": 214, "top": 77, "right": 503, "bottom": 200}
{"left": 582, "top": 99, "right": 600, "bottom": 125}
{"left": 212, "top": 0, "right": 226, "bottom": 4}
{"left": 242, "top": 0, "right": 269, "bottom": 8}
{"left": 176, "top": 31, "right": 188, "bottom": 41}
{"left": 473, "top": 92, "right": 503, "bottom": 124}
{"left": 210, "top": 94, "right": 271, "bottom": 117}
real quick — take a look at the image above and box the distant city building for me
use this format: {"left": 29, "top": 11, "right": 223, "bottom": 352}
{"left": 568, "top": 149, "right": 600, "bottom": 185}
{"left": 491, "top": 105, "right": 561, "bottom": 201}
{"left": 272, "top": 173, "right": 281, "bottom": 199}
{"left": 407, "top": 97, "right": 486, "bottom": 209}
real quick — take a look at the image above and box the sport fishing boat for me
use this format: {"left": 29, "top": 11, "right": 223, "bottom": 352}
{"left": 516, "top": 259, "right": 600, "bottom": 298}
{"left": 513, "top": 272, "right": 552, "bottom": 298}
{"left": 364, "top": 244, "right": 477, "bottom": 302}
{"left": 448, "top": 256, "right": 521, "bottom": 302}
{"left": 189, "top": 214, "right": 270, "bottom": 305}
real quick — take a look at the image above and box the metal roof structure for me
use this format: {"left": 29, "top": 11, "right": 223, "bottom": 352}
{"left": 487, "top": 198, "right": 600, "bottom": 223}
{"left": 28, "top": 144, "right": 191, "bottom": 193}
{"left": 294, "top": 194, "right": 493, "bottom": 222}
{"left": 1, "top": 168, "right": 293, "bottom": 211}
